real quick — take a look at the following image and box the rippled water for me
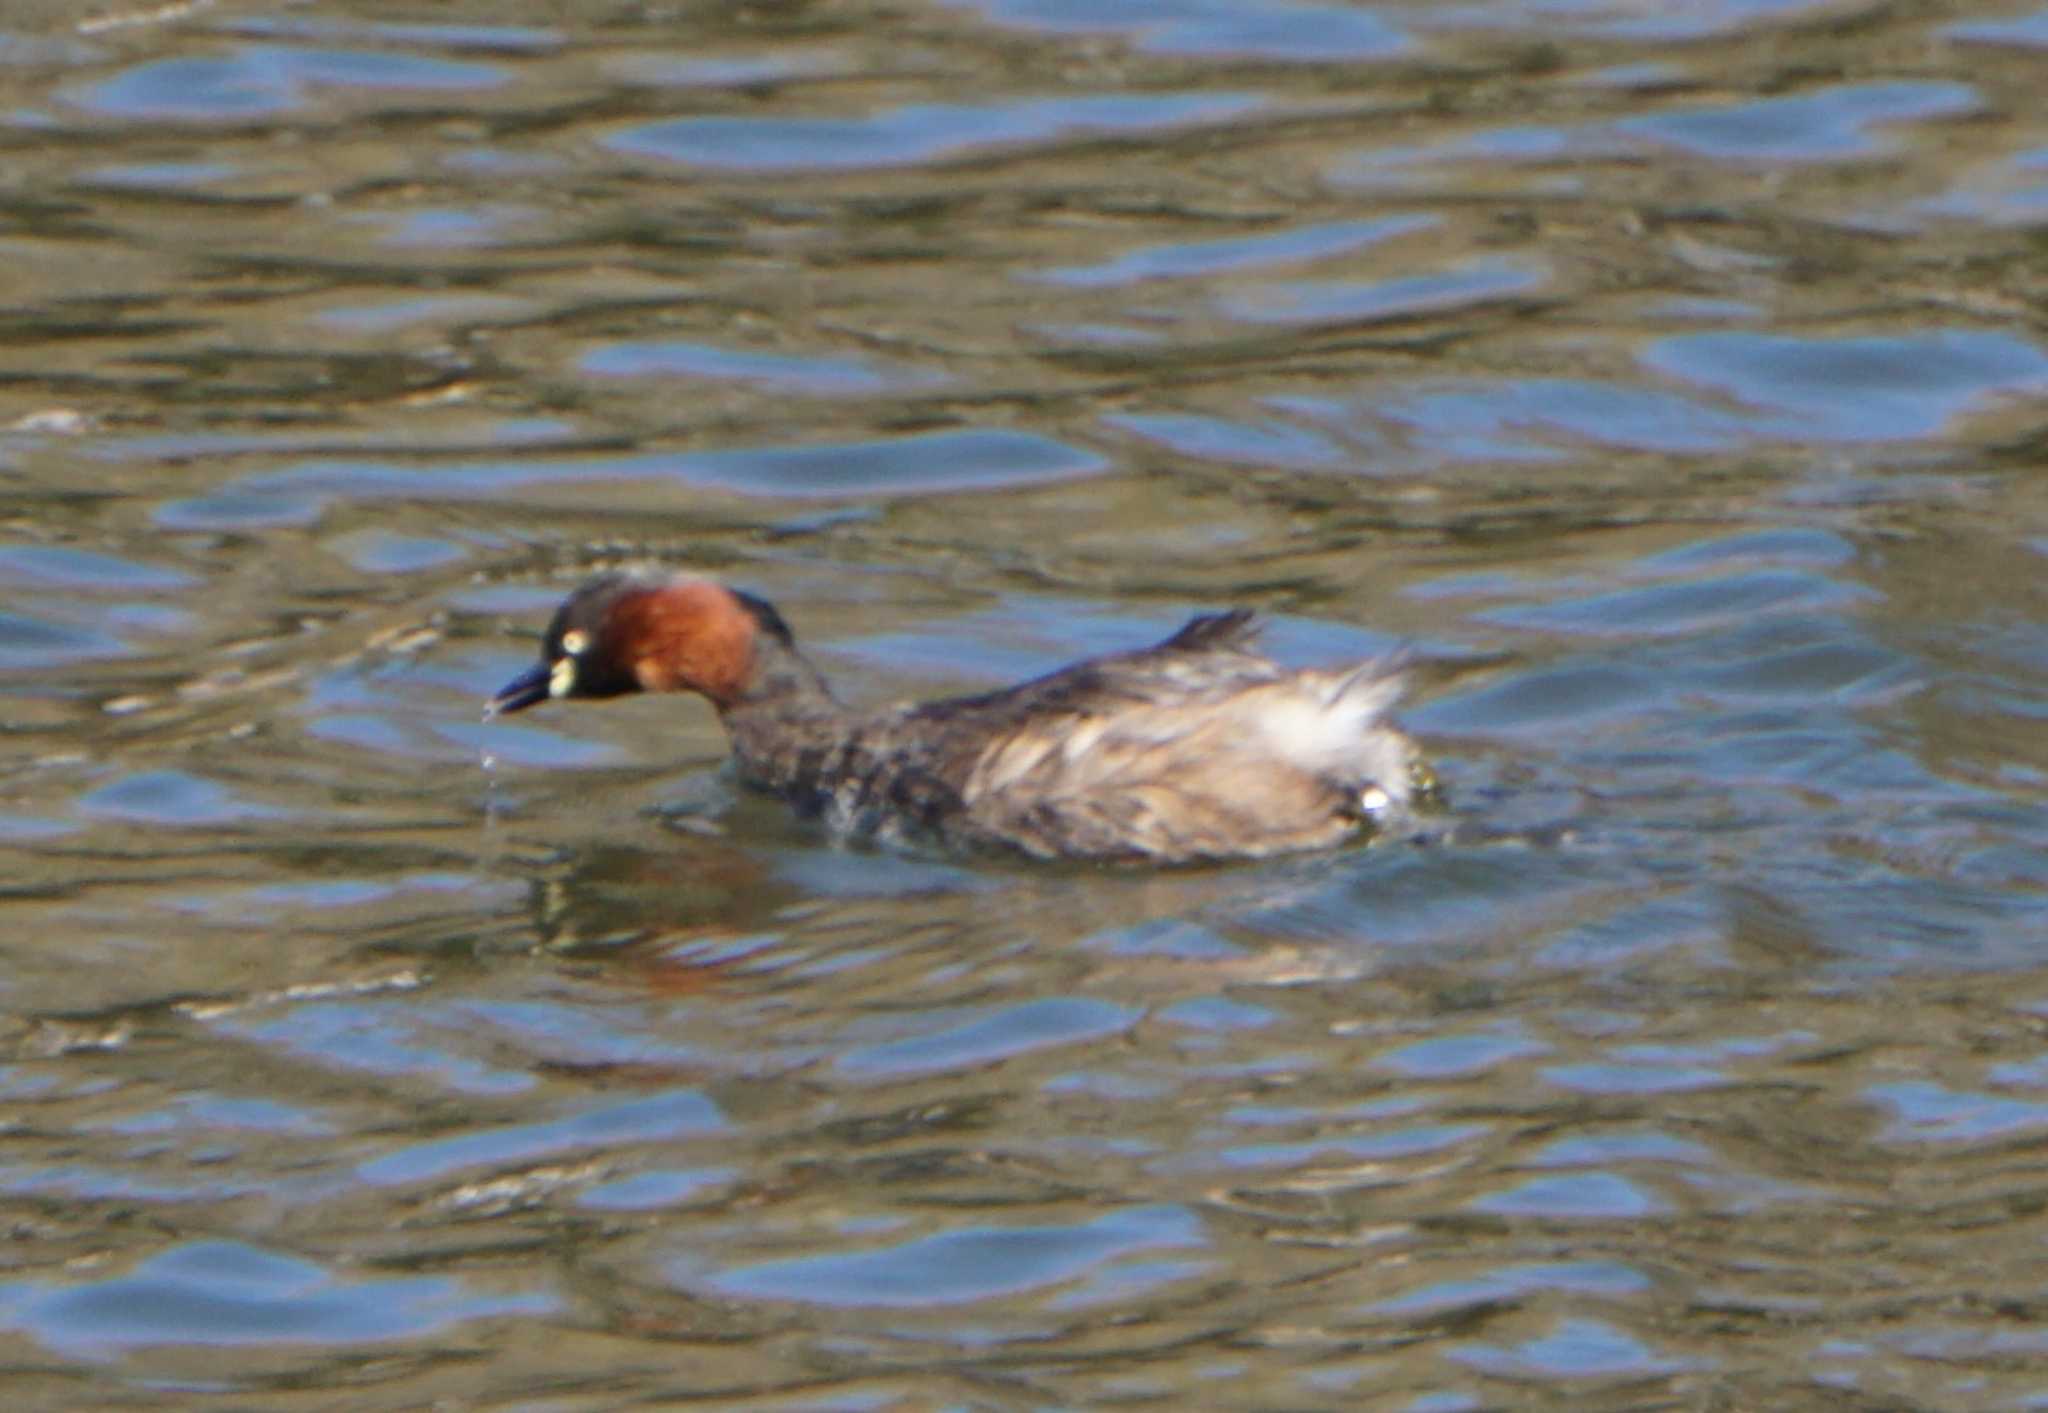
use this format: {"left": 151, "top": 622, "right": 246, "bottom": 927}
{"left": 2, "top": 0, "right": 2045, "bottom": 1406}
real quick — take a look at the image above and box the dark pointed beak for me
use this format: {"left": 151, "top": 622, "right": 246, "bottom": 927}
{"left": 487, "top": 662, "right": 551, "bottom": 717}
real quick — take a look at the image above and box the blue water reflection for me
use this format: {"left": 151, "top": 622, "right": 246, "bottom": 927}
{"left": 359, "top": 1087, "right": 727, "bottom": 1186}
{"left": 79, "top": 771, "right": 288, "bottom": 828}
{"left": 1219, "top": 259, "right": 1547, "bottom": 326}
{"left": 1420, "top": 0, "right": 1840, "bottom": 41}
{"left": 0, "top": 609, "right": 127, "bottom": 669}
{"left": 940, "top": 0, "right": 1413, "bottom": 60}
{"left": 218, "top": 16, "right": 564, "bottom": 52}
{"left": 1644, "top": 330, "right": 2048, "bottom": 441}
{"left": 0, "top": 1241, "right": 550, "bottom": 1359}
{"left": 1481, "top": 570, "right": 1875, "bottom": 639}
{"left": 1618, "top": 82, "right": 1977, "bottom": 162}
{"left": 1374, "top": 1026, "right": 1548, "bottom": 1078}
{"left": 0, "top": 545, "right": 194, "bottom": 591}
{"left": 1949, "top": 8, "right": 2048, "bottom": 47}
{"left": 1382, "top": 377, "right": 1761, "bottom": 457}
{"left": 222, "top": 428, "right": 1109, "bottom": 510}
{"left": 1919, "top": 146, "right": 2048, "bottom": 227}
{"left": 608, "top": 93, "right": 1262, "bottom": 171}
{"left": 1471, "top": 1173, "right": 1668, "bottom": 1220}
{"left": 1866, "top": 1081, "right": 2048, "bottom": 1146}
{"left": 688, "top": 1204, "right": 1204, "bottom": 1307}
{"left": 1334, "top": 79, "right": 1980, "bottom": 179}
{"left": 66, "top": 45, "right": 504, "bottom": 122}
{"left": 837, "top": 997, "right": 1140, "bottom": 1078}
{"left": 1370, "top": 1260, "right": 1651, "bottom": 1317}
{"left": 1039, "top": 215, "right": 1435, "bottom": 287}
{"left": 579, "top": 1167, "right": 737, "bottom": 1211}
{"left": 210, "top": 1002, "right": 537, "bottom": 1097}
{"left": 1453, "top": 1316, "right": 1692, "bottom": 1380}
{"left": 580, "top": 341, "right": 941, "bottom": 396}
{"left": 1107, "top": 410, "right": 1347, "bottom": 468}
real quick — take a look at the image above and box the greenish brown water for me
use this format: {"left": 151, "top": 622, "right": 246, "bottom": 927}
{"left": 1, "top": 1, "right": 2045, "bottom": 1407}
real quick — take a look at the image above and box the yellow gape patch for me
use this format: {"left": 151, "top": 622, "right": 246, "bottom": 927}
{"left": 549, "top": 630, "right": 590, "bottom": 698}
{"left": 548, "top": 657, "right": 576, "bottom": 698}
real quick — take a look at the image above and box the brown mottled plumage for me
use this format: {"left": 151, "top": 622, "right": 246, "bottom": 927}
{"left": 489, "top": 572, "right": 1437, "bottom": 863}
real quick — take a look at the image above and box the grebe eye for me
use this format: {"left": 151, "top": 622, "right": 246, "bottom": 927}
{"left": 561, "top": 629, "right": 590, "bottom": 656}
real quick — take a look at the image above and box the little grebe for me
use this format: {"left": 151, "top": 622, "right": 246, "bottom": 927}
{"left": 489, "top": 572, "right": 1436, "bottom": 863}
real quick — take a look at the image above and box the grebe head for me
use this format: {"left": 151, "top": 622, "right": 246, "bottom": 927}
{"left": 488, "top": 572, "right": 790, "bottom": 717}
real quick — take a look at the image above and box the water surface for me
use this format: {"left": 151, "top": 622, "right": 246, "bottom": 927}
{"left": 0, "top": 0, "right": 2044, "bottom": 1407}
